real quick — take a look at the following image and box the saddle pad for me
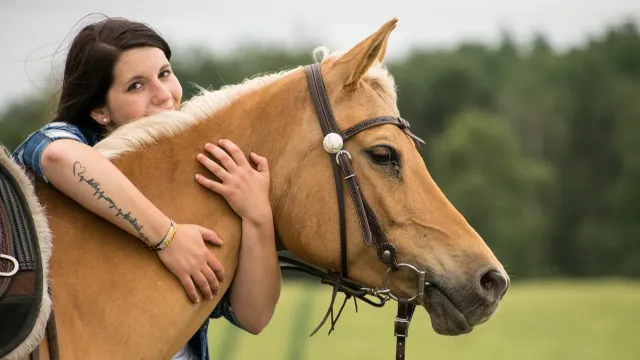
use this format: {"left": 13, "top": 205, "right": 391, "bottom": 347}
{"left": 0, "top": 163, "right": 44, "bottom": 358}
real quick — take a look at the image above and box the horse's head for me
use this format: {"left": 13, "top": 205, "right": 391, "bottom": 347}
{"left": 275, "top": 18, "right": 508, "bottom": 335}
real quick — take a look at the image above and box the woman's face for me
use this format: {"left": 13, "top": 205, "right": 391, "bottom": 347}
{"left": 92, "top": 46, "right": 182, "bottom": 127}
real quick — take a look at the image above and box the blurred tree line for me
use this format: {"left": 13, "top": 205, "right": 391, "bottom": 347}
{"left": 1, "top": 20, "right": 639, "bottom": 279}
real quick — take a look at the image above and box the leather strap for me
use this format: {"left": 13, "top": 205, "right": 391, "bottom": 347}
{"left": 395, "top": 298, "right": 416, "bottom": 360}
{"left": 30, "top": 346, "right": 39, "bottom": 360}
{"left": 305, "top": 63, "right": 349, "bottom": 278}
{"left": 342, "top": 116, "right": 425, "bottom": 150}
{"left": 337, "top": 154, "right": 399, "bottom": 266}
{"left": 27, "top": 309, "right": 59, "bottom": 360}
{"left": 279, "top": 252, "right": 387, "bottom": 307}
{"left": 337, "top": 154, "right": 373, "bottom": 247}
{"left": 47, "top": 309, "right": 60, "bottom": 360}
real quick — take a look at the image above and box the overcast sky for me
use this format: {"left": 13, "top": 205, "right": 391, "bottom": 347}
{"left": 1, "top": 0, "right": 639, "bottom": 109}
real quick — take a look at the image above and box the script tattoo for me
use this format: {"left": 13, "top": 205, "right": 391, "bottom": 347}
{"left": 73, "top": 161, "right": 149, "bottom": 242}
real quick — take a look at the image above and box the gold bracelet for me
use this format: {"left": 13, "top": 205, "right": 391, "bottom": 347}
{"left": 152, "top": 220, "right": 177, "bottom": 251}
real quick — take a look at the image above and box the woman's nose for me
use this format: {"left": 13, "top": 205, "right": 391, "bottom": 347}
{"left": 151, "top": 81, "right": 172, "bottom": 106}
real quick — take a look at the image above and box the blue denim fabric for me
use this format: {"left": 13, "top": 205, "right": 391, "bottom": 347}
{"left": 191, "top": 292, "right": 246, "bottom": 360}
{"left": 12, "top": 122, "right": 88, "bottom": 182}
{"left": 12, "top": 121, "right": 245, "bottom": 359}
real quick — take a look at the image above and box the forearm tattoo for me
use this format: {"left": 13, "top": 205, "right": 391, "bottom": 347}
{"left": 73, "top": 161, "right": 149, "bottom": 243}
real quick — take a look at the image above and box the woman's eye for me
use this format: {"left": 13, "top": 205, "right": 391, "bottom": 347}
{"left": 127, "top": 82, "right": 143, "bottom": 91}
{"left": 159, "top": 70, "right": 171, "bottom": 78}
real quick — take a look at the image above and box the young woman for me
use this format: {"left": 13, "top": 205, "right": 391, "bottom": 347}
{"left": 12, "top": 16, "right": 281, "bottom": 360}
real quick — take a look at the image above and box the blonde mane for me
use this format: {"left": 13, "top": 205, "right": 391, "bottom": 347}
{"left": 94, "top": 48, "right": 397, "bottom": 159}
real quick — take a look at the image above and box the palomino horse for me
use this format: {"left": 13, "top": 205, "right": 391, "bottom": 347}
{"left": 0, "top": 18, "right": 509, "bottom": 360}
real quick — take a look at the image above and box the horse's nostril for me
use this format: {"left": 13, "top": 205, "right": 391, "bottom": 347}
{"left": 481, "top": 275, "right": 494, "bottom": 291}
{"left": 479, "top": 270, "right": 509, "bottom": 303}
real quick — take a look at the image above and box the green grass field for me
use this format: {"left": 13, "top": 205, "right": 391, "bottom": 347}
{"left": 208, "top": 280, "right": 640, "bottom": 360}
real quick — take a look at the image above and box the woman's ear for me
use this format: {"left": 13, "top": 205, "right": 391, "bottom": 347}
{"left": 90, "top": 107, "right": 111, "bottom": 125}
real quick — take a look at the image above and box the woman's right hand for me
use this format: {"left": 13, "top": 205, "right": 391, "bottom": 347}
{"left": 156, "top": 224, "right": 225, "bottom": 303}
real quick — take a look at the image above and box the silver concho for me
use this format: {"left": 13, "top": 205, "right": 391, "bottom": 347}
{"left": 322, "top": 133, "right": 343, "bottom": 154}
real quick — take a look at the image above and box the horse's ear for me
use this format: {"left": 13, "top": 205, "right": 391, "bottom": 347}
{"left": 326, "top": 18, "right": 397, "bottom": 88}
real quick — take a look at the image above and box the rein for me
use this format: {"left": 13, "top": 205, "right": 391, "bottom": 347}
{"left": 278, "top": 63, "right": 428, "bottom": 360}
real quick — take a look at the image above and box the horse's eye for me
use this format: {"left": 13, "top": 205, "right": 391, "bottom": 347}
{"left": 368, "top": 146, "right": 398, "bottom": 166}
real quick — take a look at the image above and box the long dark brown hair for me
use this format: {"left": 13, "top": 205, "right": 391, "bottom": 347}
{"left": 54, "top": 16, "right": 172, "bottom": 137}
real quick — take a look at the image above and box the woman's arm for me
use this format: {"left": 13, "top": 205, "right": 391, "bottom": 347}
{"left": 40, "top": 139, "right": 225, "bottom": 303}
{"left": 228, "top": 213, "right": 280, "bottom": 334}
{"left": 195, "top": 139, "right": 281, "bottom": 334}
{"left": 43, "top": 139, "right": 169, "bottom": 244}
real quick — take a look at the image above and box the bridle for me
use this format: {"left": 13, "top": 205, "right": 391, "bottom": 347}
{"left": 278, "top": 63, "right": 428, "bottom": 360}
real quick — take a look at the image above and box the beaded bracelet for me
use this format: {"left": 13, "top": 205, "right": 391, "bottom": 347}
{"left": 152, "top": 220, "right": 177, "bottom": 251}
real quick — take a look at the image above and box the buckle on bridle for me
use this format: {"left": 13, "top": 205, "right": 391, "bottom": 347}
{"left": 335, "top": 150, "right": 352, "bottom": 165}
{"left": 394, "top": 317, "right": 410, "bottom": 337}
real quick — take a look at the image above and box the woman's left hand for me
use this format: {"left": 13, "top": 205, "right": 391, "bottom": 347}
{"left": 195, "top": 139, "right": 271, "bottom": 225}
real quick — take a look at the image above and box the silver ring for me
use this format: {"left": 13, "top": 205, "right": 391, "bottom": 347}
{"left": 0, "top": 254, "right": 19, "bottom": 276}
{"left": 381, "top": 263, "right": 428, "bottom": 302}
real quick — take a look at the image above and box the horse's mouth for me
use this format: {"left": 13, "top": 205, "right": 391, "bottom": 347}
{"left": 421, "top": 284, "right": 473, "bottom": 336}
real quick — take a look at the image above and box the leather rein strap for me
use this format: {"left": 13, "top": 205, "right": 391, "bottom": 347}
{"left": 302, "top": 63, "right": 425, "bottom": 360}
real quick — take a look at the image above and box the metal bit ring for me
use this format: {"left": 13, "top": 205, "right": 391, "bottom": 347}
{"left": 381, "top": 263, "right": 428, "bottom": 302}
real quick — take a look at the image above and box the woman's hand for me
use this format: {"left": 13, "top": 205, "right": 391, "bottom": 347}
{"left": 195, "top": 139, "right": 272, "bottom": 226}
{"left": 156, "top": 224, "right": 225, "bottom": 303}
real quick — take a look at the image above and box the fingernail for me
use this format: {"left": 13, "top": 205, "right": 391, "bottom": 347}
{"left": 195, "top": 298, "right": 200, "bottom": 304}
{"left": 218, "top": 139, "right": 225, "bottom": 144}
